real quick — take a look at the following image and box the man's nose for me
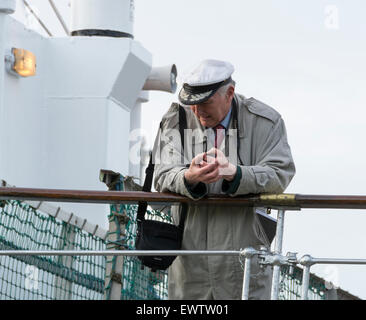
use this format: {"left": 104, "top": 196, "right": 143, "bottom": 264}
{"left": 191, "top": 104, "right": 207, "bottom": 116}
{"left": 194, "top": 104, "right": 204, "bottom": 112}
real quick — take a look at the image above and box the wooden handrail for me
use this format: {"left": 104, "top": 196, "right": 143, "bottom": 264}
{"left": 1, "top": 187, "right": 366, "bottom": 209}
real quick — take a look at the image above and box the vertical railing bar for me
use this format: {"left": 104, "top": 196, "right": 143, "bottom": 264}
{"left": 301, "top": 265, "right": 311, "bottom": 300}
{"left": 242, "top": 256, "right": 252, "bottom": 300}
{"left": 241, "top": 247, "right": 257, "bottom": 300}
{"left": 270, "top": 209, "right": 285, "bottom": 300}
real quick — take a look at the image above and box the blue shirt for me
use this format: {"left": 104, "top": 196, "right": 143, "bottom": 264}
{"left": 220, "top": 106, "right": 232, "bottom": 129}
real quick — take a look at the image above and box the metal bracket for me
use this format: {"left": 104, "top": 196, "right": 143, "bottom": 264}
{"left": 110, "top": 271, "right": 122, "bottom": 284}
{"left": 259, "top": 251, "right": 298, "bottom": 268}
{"left": 267, "top": 206, "right": 302, "bottom": 211}
{"left": 114, "top": 212, "right": 130, "bottom": 225}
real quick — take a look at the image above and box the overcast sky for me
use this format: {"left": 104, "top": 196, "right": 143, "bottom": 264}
{"left": 12, "top": 0, "right": 366, "bottom": 299}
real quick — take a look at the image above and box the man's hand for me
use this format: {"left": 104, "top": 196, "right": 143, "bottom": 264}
{"left": 184, "top": 152, "right": 220, "bottom": 185}
{"left": 206, "top": 148, "right": 237, "bottom": 182}
{"left": 184, "top": 148, "right": 237, "bottom": 185}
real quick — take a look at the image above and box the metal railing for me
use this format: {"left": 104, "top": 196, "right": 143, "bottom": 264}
{"left": 1, "top": 186, "right": 366, "bottom": 300}
{"left": 2, "top": 187, "right": 366, "bottom": 208}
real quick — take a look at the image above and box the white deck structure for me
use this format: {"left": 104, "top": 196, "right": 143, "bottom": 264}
{"left": 0, "top": 0, "right": 177, "bottom": 229}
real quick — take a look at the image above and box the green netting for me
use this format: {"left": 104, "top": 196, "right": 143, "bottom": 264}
{"left": 106, "top": 175, "right": 327, "bottom": 300}
{"left": 104, "top": 177, "right": 171, "bottom": 300}
{"left": 0, "top": 176, "right": 328, "bottom": 300}
{"left": 0, "top": 200, "right": 106, "bottom": 300}
{"left": 120, "top": 203, "right": 171, "bottom": 300}
{"left": 279, "top": 266, "right": 326, "bottom": 300}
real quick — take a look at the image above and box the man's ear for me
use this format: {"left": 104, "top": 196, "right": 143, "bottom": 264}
{"left": 226, "top": 86, "right": 235, "bottom": 100}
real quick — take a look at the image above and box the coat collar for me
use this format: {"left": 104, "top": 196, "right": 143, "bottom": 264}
{"left": 234, "top": 94, "right": 246, "bottom": 138}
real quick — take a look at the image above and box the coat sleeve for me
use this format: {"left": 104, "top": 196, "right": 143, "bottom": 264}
{"left": 231, "top": 117, "right": 295, "bottom": 196}
{"left": 154, "top": 163, "right": 208, "bottom": 200}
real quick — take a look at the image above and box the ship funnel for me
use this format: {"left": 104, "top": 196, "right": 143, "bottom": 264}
{"left": 0, "top": 0, "right": 16, "bottom": 14}
{"left": 71, "top": 0, "right": 134, "bottom": 38}
{"left": 143, "top": 64, "right": 177, "bottom": 93}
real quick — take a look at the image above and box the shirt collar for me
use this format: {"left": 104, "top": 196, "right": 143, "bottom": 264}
{"left": 220, "top": 106, "right": 232, "bottom": 129}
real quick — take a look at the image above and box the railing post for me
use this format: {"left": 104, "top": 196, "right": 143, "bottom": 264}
{"left": 299, "top": 255, "right": 314, "bottom": 300}
{"left": 241, "top": 247, "right": 257, "bottom": 300}
{"left": 301, "top": 265, "right": 311, "bottom": 300}
{"left": 104, "top": 210, "right": 128, "bottom": 300}
{"left": 270, "top": 209, "right": 285, "bottom": 300}
{"left": 100, "top": 170, "right": 128, "bottom": 300}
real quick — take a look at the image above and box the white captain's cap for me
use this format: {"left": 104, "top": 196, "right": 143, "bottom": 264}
{"left": 178, "top": 59, "right": 234, "bottom": 105}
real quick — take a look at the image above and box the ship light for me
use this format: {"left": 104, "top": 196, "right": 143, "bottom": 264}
{"left": 5, "top": 48, "right": 36, "bottom": 77}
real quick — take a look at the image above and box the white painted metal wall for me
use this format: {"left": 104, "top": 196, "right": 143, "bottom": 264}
{"left": 0, "top": 1, "right": 152, "bottom": 229}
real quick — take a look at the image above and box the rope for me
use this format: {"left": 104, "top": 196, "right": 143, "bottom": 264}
{"left": 48, "top": 0, "right": 70, "bottom": 36}
{"left": 23, "top": 0, "right": 52, "bottom": 37}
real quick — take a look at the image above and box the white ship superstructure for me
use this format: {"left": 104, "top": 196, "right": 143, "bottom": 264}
{"left": 0, "top": 0, "right": 364, "bottom": 301}
{"left": 0, "top": 0, "right": 177, "bottom": 229}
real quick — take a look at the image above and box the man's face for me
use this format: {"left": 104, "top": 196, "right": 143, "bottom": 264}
{"left": 190, "top": 87, "right": 234, "bottom": 128}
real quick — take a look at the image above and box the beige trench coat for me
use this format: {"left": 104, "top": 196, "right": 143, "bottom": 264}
{"left": 153, "top": 93, "right": 296, "bottom": 300}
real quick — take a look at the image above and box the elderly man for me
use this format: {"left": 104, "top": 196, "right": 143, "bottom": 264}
{"left": 153, "top": 59, "right": 295, "bottom": 300}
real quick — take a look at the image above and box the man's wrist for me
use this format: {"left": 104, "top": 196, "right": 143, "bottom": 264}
{"left": 184, "top": 170, "right": 195, "bottom": 186}
{"left": 183, "top": 175, "right": 207, "bottom": 199}
{"left": 222, "top": 166, "right": 242, "bottom": 195}
{"left": 223, "top": 163, "right": 237, "bottom": 182}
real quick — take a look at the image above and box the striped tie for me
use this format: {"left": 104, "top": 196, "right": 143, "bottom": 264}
{"left": 214, "top": 124, "right": 225, "bottom": 148}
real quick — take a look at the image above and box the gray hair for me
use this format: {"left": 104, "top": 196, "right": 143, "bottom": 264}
{"left": 217, "top": 79, "right": 236, "bottom": 96}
